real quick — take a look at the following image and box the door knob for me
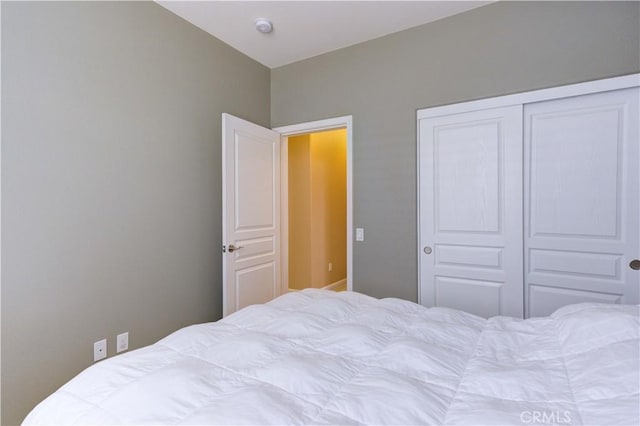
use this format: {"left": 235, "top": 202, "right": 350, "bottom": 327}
{"left": 423, "top": 246, "right": 432, "bottom": 255}
{"left": 228, "top": 244, "right": 244, "bottom": 253}
{"left": 630, "top": 259, "right": 640, "bottom": 270}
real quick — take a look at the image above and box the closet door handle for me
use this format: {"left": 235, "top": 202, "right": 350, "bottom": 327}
{"left": 423, "top": 246, "right": 432, "bottom": 255}
{"left": 630, "top": 259, "right": 640, "bottom": 270}
{"left": 228, "top": 244, "right": 244, "bottom": 253}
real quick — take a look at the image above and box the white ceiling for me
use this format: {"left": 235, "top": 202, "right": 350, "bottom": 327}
{"left": 156, "top": 1, "right": 492, "bottom": 68}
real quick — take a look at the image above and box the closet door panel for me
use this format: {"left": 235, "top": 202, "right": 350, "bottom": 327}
{"left": 528, "top": 285, "right": 622, "bottom": 318}
{"left": 435, "top": 276, "right": 502, "bottom": 319}
{"left": 419, "top": 106, "right": 523, "bottom": 318}
{"left": 528, "top": 104, "right": 621, "bottom": 238}
{"left": 435, "top": 121, "right": 501, "bottom": 233}
{"left": 524, "top": 88, "right": 639, "bottom": 317}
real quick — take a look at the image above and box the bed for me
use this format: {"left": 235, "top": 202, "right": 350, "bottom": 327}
{"left": 24, "top": 289, "right": 639, "bottom": 425}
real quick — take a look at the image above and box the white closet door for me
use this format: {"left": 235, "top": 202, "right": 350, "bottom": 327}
{"left": 419, "top": 106, "right": 523, "bottom": 318}
{"left": 524, "top": 88, "right": 639, "bottom": 317}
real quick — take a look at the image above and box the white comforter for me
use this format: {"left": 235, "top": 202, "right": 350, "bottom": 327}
{"left": 24, "top": 289, "right": 639, "bottom": 425}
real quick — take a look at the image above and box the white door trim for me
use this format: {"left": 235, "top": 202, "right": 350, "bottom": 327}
{"left": 274, "top": 116, "right": 353, "bottom": 294}
{"left": 418, "top": 73, "right": 640, "bottom": 119}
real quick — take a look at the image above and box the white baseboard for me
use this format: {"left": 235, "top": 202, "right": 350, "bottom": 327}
{"left": 288, "top": 278, "right": 347, "bottom": 293}
{"left": 322, "top": 279, "right": 347, "bottom": 291}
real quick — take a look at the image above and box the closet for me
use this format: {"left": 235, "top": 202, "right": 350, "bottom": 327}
{"left": 417, "top": 75, "right": 639, "bottom": 318}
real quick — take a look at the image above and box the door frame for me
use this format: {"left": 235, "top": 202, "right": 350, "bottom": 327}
{"left": 416, "top": 73, "right": 640, "bottom": 307}
{"left": 417, "top": 73, "right": 639, "bottom": 120}
{"left": 274, "top": 116, "right": 353, "bottom": 294}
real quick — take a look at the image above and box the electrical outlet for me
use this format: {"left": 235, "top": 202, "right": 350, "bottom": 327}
{"left": 328, "top": 262, "right": 333, "bottom": 272}
{"left": 356, "top": 228, "right": 364, "bottom": 241}
{"left": 93, "top": 339, "right": 107, "bottom": 362}
{"left": 117, "top": 332, "right": 129, "bottom": 353}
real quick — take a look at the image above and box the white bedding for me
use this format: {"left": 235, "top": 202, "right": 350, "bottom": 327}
{"left": 24, "top": 289, "right": 639, "bottom": 425}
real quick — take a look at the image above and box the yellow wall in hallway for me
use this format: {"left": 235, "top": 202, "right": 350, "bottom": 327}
{"left": 288, "top": 134, "right": 312, "bottom": 290}
{"left": 288, "top": 129, "right": 347, "bottom": 289}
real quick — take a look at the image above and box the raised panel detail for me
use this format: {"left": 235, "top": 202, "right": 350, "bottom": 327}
{"left": 235, "top": 263, "right": 276, "bottom": 310}
{"left": 528, "top": 285, "right": 621, "bottom": 318}
{"left": 435, "top": 276, "right": 503, "bottom": 318}
{"left": 436, "top": 245, "right": 502, "bottom": 269}
{"left": 235, "top": 132, "right": 275, "bottom": 230}
{"left": 529, "top": 106, "right": 622, "bottom": 239}
{"left": 435, "top": 121, "right": 501, "bottom": 234}
{"left": 234, "top": 237, "right": 275, "bottom": 262}
{"left": 529, "top": 249, "right": 620, "bottom": 279}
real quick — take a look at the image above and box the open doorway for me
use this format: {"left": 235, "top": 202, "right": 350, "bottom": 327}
{"left": 222, "top": 114, "right": 352, "bottom": 315}
{"left": 287, "top": 129, "right": 347, "bottom": 292}
{"left": 275, "top": 115, "right": 353, "bottom": 295}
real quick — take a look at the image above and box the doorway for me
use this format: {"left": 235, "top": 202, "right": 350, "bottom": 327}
{"left": 287, "top": 129, "right": 347, "bottom": 292}
{"left": 275, "top": 116, "right": 353, "bottom": 295}
{"left": 222, "top": 114, "right": 353, "bottom": 315}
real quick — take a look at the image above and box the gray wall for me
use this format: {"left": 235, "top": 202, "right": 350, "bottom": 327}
{"left": 271, "top": 1, "right": 640, "bottom": 302}
{"left": 2, "top": 1, "right": 640, "bottom": 425}
{"left": 1, "top": 2, "right": 270, "bottom": 425}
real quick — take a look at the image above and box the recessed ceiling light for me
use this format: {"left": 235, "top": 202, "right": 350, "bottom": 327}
{"left": 255, "top": 18, "right": 273, "bottom": 34}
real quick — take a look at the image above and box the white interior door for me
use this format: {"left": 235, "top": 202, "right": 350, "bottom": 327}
{"left": 222, "top": 113, "right": 281, "bottom": 317}
{"left": 524, "top": 88, "right": 639, "bottom": 317}
{"left": 419, "top": 106, "right": 524, "bottom": 318}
